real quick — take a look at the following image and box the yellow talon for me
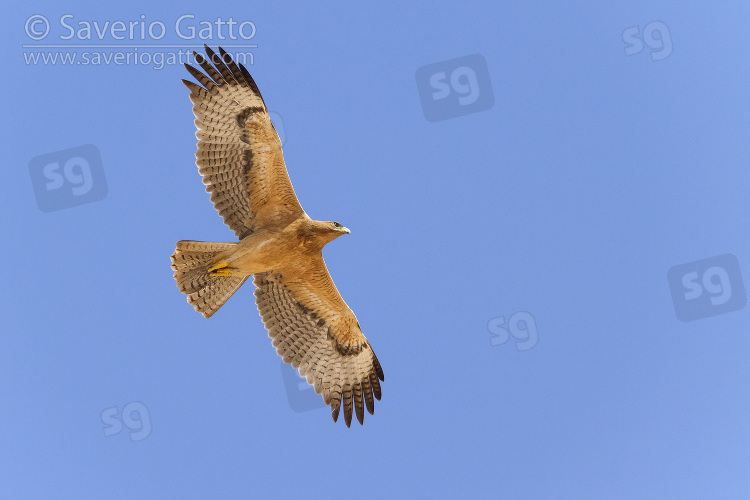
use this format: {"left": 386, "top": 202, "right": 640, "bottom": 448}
{"left": 208, "top": 260, "right": 232, "bottom": 276}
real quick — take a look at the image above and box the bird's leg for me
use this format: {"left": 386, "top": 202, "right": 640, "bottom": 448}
{"left": 208, "top": 259, "right": 233, "bottom": 277}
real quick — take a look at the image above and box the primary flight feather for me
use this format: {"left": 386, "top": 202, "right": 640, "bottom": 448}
{"left": 170, "top": 45, "right": 384, "bottom": 427}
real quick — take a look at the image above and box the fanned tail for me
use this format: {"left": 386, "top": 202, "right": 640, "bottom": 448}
{"left": 170, "top": 240, "right": 247, "bottom": 318}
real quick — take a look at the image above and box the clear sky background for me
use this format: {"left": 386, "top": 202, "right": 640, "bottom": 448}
{"left": 3, "top": 2, "right": 750, "bottom": 499}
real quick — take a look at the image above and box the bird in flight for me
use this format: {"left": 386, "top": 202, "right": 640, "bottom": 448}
{"left": 170, "top": 46, "right": 384, "bottom": 427}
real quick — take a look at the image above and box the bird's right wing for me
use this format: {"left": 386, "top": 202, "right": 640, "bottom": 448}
{"left": 183, "top": 45, "right": 304, "bottom": 238}
{"left": 253, "top": 259, "right": 384, "bottom": 427}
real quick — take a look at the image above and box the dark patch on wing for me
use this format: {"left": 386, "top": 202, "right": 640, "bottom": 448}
{"left": 237, "top": 106, "right": 265, "bottom": 128}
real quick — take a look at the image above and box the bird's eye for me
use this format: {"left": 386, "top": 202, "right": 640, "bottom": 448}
{"left": 333, "top": 222, "right": 341, "bottom": 228}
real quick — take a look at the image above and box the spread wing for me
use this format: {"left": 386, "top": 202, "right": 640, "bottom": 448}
{"left": 183, "top": 45, "right": 304, "bottom": 238}
{"left": 253, "top": 257, "right": 384, "bottom": 427}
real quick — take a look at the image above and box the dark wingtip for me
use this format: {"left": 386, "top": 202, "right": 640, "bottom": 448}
{"left": 204, "top": 44, "right": 219, "bottom": 63}
{"left": 354, "top": 383, "right": 365, "bottom": 425}
{"left": 182, "top": 79, "right": 200, "bottom": 93}
{"left": 375, "top": 355, "right": 385, "bottom": 381}
{"left": 344, "top": 404, "right": 353, "bottom": 427}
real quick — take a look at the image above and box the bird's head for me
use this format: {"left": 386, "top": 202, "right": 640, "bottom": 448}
{"left": 325, "top": 221, "right": 350, "bottom": 240}
{"left": 321, "top": 220, "right": 350, "bottom": 244}
{"left": 303, "top": 219, "right": 350, "bottom": 248}
{"left": 329, "top": 221, "right": 350, "bottom": 235}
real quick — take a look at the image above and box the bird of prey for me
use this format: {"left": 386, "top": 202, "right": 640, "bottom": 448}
{"left": 170, "top": 46, "right": 384, "bottom": 427}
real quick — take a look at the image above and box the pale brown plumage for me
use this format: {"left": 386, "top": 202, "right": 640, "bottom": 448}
{"left": 170, "top": 45, "right": 384, "bottom": 426}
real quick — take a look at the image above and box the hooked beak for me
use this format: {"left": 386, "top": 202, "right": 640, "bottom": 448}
{"left": 342, "top": 227, "right": 350, "bottom": 234}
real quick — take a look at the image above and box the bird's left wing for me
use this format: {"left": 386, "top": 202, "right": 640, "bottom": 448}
{"left": 183, "top": 45, "right": 304, "bottom": 238}
{"left": 253, "top": 257, "right": 384, "bottom": 427}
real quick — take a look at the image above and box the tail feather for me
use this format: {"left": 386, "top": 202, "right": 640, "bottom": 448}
{"left": 171, "top": 240, "right": 247, "bottom": 318}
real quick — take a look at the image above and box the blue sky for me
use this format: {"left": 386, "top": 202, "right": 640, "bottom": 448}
{"left": 3, "top": 2, "right": 750, "bottom": 498}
